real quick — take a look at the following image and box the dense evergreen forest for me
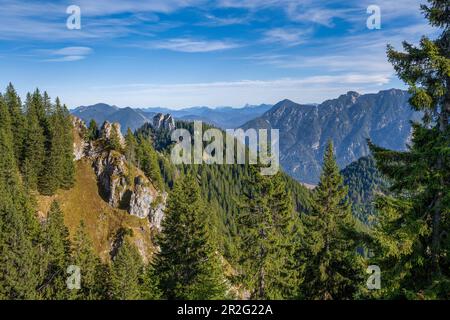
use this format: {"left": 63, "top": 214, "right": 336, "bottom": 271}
{"left": 0, "top": 0, "right": 448, "bottom": 300}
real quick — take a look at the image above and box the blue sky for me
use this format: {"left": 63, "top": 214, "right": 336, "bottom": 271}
{"left": 0, "top": 0, "right": 437, "bottom": 109}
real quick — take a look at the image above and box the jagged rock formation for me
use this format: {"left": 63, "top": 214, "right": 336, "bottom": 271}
{"left": 72, "top": 116, "right": 88, "bottom": 161}
{"left": 152, "top": 113, "right": 175, "bottom": 131}
{"left": 93, "top": 150, "right": 129, "bottom": 208}
{"left": 100, "top": 121, "right": 126, "bottom": 148}
{"left": 72, "top": 116, "right": 166, "bottom": 229}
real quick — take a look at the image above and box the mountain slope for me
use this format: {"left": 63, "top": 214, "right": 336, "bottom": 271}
{"left": 341, "top": 156, "right": 389, "bottom": 224}
{"left": 242, "top": 89, "right": 420, "bottom": 183}
{"left": 72, "top": 104, "right": 152, "bottom": 133}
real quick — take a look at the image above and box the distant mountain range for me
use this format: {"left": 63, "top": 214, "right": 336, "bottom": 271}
{"left": 71, "top": 103, "right": 272, "bottom": 132}
{"left": 72, "top": 89, "right": 420, "bottom": 184}
{"left": 242, "top": 89, "right": 420, "bottom": 183}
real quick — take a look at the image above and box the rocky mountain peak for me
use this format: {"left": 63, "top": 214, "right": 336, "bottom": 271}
{"left": 152, "top": 113, "right": 175, "bottom": 131}
{"left": 336, "top": 91, "right": 361, "bottom": 105}
{"left": 71, "top": 118, "right": 166, "bottom": 229}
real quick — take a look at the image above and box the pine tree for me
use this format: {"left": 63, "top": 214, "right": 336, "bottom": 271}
{"left": 86, "top": 119, "right": 99, "bottom": 141}
{"left": 140, "top": 264, "right": 162, "bottom": 300}
{"left": 108, "top": 124, "right": 123, "bottom": 152}
{"left": 23, "top": 92, "right": 46, "bottom": 191}
{"left": 0, "top": 96, "right": 41, "bottom": 299}
{"left": 40, "top": 201, "right": 72, "bottom": 300}
{"left": 59, "top": 100, "right": 75, "bottom": 189}
{"left": 109, "top": 237, "right": 143, "bottom": 300}
{"left": 136, "top": 133, "right": 164, "bottom": 190}
{"left": 4, "top": 83, "right": 25, "bottom": 165}
{"left": 369, "top": 0, "right": 450, "bottom": 298}
{"left": 301, "top": 142, "right": 365, "bottom": 300}
{"left": 237, "top": 166, "right": 302, "bottom": 299}
{"left": 39, "top": 99, "right": 60, "bottom": 196}
{"left": 71, "top": 220, "right": 101, "bottom": 300}
{"left": 125, "top": 128, "right": 137, "bottom": 166}
{"left": 155, "top": 174, "right": 227, "bottom": 300}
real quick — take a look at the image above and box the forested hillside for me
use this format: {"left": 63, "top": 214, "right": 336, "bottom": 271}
{"left": 341, "top": 156, "right": 389, "bottom": 224}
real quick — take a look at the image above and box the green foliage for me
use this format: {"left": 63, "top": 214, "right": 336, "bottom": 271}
{"left": 140, "top": 265, "right": 162, "bottom": 300}
{"left": 109, "top": 238, "right": 144, "bottom": 300}
{"left": 40, "top": 201, "right": 72, "bottom": 300}
{"left": 341, "top": 156, "right": 389, "bottom": 224}
{"left": 1, "top": 85, "right": 75, "bottom": 195}
{"left": 86, "top": 119, "right": 99, "bottom": 141}
{"left": 108, "top": 124, "right": 124, "bottom": 152}
{"left": 135, "top": 133, "right": 164, "bottom": 191}
{"left": 369, "top": 0, "right": 449, "bottom": 298}
{"left": 4, "top": 83, "right": 25, "bottom": 164}
{"left": 301, "top": 142, "right": 365, "bottom": 300}
{"left": 71, "top": 220, "right": 103, "bottom": 300}
{"left": 0, "top": 95, "right": 41, "bottom": 299}
{"left": 125, "top": 128, "right": 137, "bottom": 165}
{"left": 155, "top": 174, "right": 228, "bottom": 300}
{"left": 237, "top": 166, "right": 302, "bottom": 299}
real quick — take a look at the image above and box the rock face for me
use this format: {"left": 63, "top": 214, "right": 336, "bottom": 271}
{"left": 242, "top": 89, "right": 420, "bottom": 183}
{"left": 72, "top": 116, "right": 166, "bottom": 227}
{"left": 72, "top": 116, "right": 88, "bottom": 161}
{"left": 149, "top": 192, "right": 167, "bottom": 231}
{"left": 152, "top": 113, "right": 175, "bottom": 131}
{"left": 94, "top": 151, "right": 129, "bottom": 208}
{"left": 129, "top": 176, "right": 155, "bottom": 218}
{"left": 100, "top": 121, "right": 126, "bottom": 148}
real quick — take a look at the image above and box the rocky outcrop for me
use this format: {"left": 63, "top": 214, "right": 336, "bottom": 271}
{"left": 94, "top": 151, "right": 129, "bottom": 208}
{"left": 100, "top": 121, "right": 126, "bottom": 148}
{"left": 72, "top": 116, "right": 88, "bottom": 161}
{"left": 149, "top": 192, "right": 167, "bottom": 231}
{"left": 129, "top": 176, "right": 156, "bottom": 218}
{"left": 72, "top": 116, "right": 166, "bottom": 227}
{"left": 152, "top": 113, "right": 175, "bottom": 131}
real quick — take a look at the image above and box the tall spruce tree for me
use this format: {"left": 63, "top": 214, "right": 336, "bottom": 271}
{"left": 369, "top": 0, "right": 450, "bottom": 298}
{"left": 4, "top": 83, "right": 25, "bottom": 165}
{"left": 136, "top": 133, "right": 164, "bottom": 191}
{"left": 125, "top": 128, "right": 137, "bottom": 166}
{"left": 237, "top": 166, "right": 302, "bottom": 299}
{"left": 301, "top": 142, "right": 365, "bottom": 300}
{"left": 71, "top": 220, "right": 102, "bottom": 300}
{"left": 109, "top": 238, "right": 143, "bottom": 300}
{"left": 23, "top": 92, "right": 46, "bottom": 191}
{"left": 86, "top": 119, "right": 99, "bottom": 141}
{"left": 140, "top": 264, "right": 162, "bottom": 300}
{"left": 40, "top": 201, "right": 72, "bottom": 300}
{"left": 59, "top": 100, "right": 75, "bottom": 189}
{"left": 155, "top": 174, "right": 227, "bottom": 300}
{"left": 0, "top": 95, "right": 41, "bottom": 300}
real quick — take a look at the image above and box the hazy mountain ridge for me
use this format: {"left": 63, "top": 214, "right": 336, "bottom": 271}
{"left": 72, "top": 103, "right": 272, "bottom": 133}
{"left": 242, "top": 89, "right": 421, "bottom": 184}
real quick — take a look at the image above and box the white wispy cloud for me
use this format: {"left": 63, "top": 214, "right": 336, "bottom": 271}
{"left": 200, "top": 14, "right": 249, "bottom": 26}
{"left": 45, "top": 55, "right": 87, "bottom": 62}
{"left": 152, "top": 38, "right": 241, "bottom": 53}
{"left": 37, "top": 46, "right": 93, "bottom": 62}
{"left": 262, "top": 28, "right": 310, "bottom": 46}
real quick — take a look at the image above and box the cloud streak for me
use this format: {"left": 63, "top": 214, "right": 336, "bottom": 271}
{"left": 152, "top": 38, "right": 241, "bottom": 52}
{"left": 36, "top": 46, "right": 93, "bottom": 62}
